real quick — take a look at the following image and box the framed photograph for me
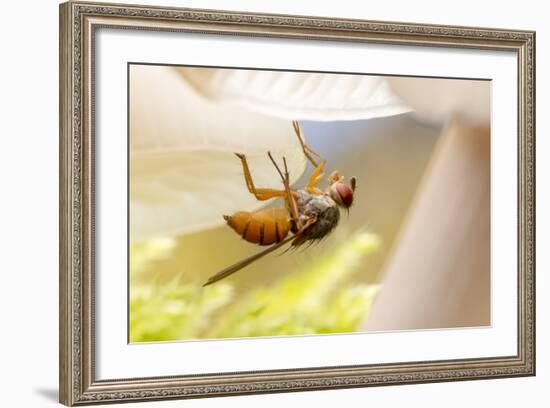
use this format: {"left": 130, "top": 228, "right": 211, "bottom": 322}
{"left": 59, "top": 1, "right": 535, "bottom": 405}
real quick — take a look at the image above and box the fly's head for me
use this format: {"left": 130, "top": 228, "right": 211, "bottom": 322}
{"left": 327, "top": 170, "right": 356, "bottom": 209}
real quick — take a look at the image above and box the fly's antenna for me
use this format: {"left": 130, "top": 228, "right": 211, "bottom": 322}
{"left": 350, "top": 176, "right": 357, "bottom": 192}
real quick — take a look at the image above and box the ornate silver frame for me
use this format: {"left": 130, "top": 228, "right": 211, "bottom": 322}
{"left": 59, "top": 1, "right": 536, "bottom": 405}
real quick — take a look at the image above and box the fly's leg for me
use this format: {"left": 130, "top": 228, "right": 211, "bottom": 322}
{"left": 293, "top": 120, "right": 326, "bottom": 168}
{"left": 292, "top": 120, "right": 326, "bottom": 195}
{"left": 306, "top": 161, "right": 326, "bottom": 195}
{"left": 267, "top": 152, "right": 302, "bottom": 230}
{"left": 235, "top": 153, "right": 287, "bottom": 201}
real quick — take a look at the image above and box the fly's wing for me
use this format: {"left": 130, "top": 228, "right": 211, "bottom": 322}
{"left": 203, "top": 218, "right": 315, "bottom": 286}
{"left": 202, "top": 233, "right": 296, "bottom": 287}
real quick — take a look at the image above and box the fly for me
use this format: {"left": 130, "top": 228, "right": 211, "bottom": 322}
{"left": 203, "top": 121, "right": 356, "bottom": 286}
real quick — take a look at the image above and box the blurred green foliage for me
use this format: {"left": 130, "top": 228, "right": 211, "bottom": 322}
{"left": 130, "top": 231, "right": 380, "bottom": 342}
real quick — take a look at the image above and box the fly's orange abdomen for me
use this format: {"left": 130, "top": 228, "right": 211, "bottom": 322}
{"left": 224, "top": 208, "right": 291, "bottom": 246}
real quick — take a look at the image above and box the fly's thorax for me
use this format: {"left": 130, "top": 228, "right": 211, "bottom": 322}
{"left": 295, "top": 190, "right": 341, "bottom": 241}
{"left": 296, "top": 190, "right": 336, "bottom": 214}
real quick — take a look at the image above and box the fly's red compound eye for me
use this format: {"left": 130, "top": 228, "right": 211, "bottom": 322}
{"left": 335, "top": 182, "right": 353, "bottom": 208}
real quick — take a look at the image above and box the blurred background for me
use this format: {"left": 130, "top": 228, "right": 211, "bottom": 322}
{"left": 129, "top": 65, "right": 490, "bottom": 343}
